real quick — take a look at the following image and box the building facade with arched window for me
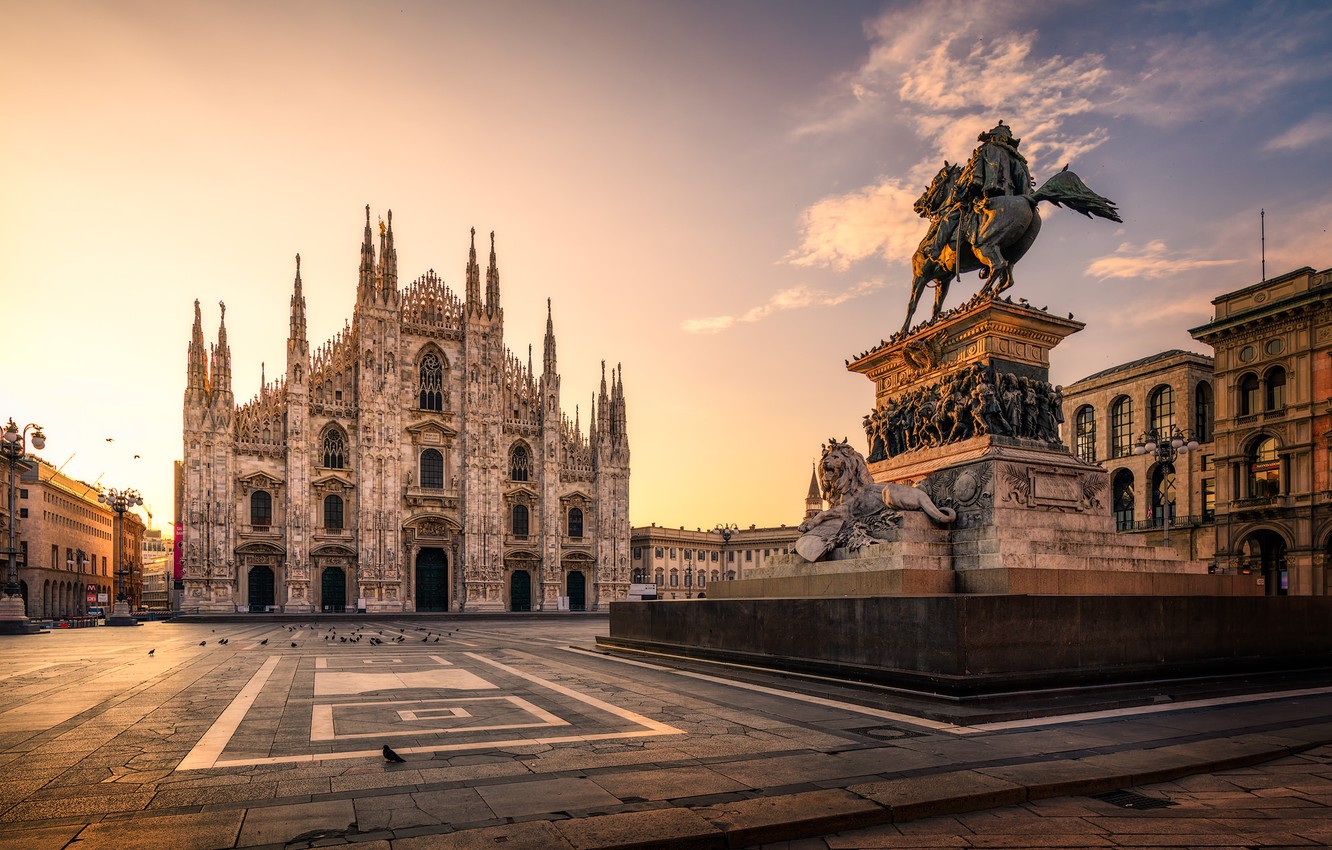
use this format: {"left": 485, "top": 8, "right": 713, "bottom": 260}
{"left": 1191, "top": 264, "right": 1332, "bottom": 595}
{"left": 1060, "top": 349, "right": 1217, "bottom": 561}
{"left": 182, "top": 209, "right": 631, "bottom": 613}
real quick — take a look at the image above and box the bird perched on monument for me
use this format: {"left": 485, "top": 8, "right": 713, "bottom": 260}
{"left": 382, "top": 745, "right": 406, "bottom": 763}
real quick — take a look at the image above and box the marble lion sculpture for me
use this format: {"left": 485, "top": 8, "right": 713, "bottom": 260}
{"left": 795, "top": 438, "right": 955, "bottom": 562}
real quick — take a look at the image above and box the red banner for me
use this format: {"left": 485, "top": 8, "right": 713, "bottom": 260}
{"left": 173, "top": 522, "right": 183, "bottom": 580}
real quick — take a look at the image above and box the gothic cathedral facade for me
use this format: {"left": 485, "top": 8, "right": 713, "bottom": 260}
{"left": 181, "top": 208, "right": 631, "bottom": 613}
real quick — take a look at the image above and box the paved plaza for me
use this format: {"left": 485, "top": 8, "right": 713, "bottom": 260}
{"left": 0, "top": 618, "right": 1330, "bottom": 849}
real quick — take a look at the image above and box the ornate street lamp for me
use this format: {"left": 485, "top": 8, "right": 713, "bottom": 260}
{"left": 99, "top": 487, "right": 142, "bottom": 627}
{"left": 1133, "top": 428, "right": 1200, "bottom": 545}
{"left": 713, "top": 523, "right": 738, "bottom": 581}
{"left": 1, "top": 418, "right": 45, "bottom": 635}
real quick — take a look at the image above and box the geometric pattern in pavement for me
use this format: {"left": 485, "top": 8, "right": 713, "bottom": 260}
{"left": 179, "top": 649, "right": 682, "bottom": 769}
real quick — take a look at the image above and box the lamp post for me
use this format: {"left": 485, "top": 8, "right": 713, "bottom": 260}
{"left": 99, "top": 487, "right": 142, "bottom": 627}
{"left": 1, "top": 418, "right": 45, "bottom": 635}
{"left": 1133, "top": 427, "right": 1199, "bottom": 546}
{"left": 713, "top": 523, "right": 738, "bottom": 581}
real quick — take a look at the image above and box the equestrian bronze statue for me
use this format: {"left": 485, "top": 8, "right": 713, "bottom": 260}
{"left": 900, "top": 122, "right": 1121, "bottom": 335}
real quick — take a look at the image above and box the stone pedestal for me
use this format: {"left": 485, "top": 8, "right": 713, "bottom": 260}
{"left": 0, "top": 594, "right": 43, "bottom": 635}
{"left": 105, "top": 600, "right": 138, "bottom": 627}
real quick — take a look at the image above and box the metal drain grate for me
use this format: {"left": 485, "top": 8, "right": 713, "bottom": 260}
{"left": 1091, "top": 790, "right": 1177, "bottom": 810}
{"left": 846, "top": 725, "right": 925, "bottom": 741}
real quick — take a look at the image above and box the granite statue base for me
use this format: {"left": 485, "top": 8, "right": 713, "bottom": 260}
{"left": 599, "top": 595, "right": 1332, "bottom": 696}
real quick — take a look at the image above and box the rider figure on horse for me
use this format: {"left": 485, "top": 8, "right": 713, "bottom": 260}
{"left": 923, "top": 121, "right": 1034, "bottom": 272}
{"left": 961, "top": 121, "right": 1033, "bottom": 202}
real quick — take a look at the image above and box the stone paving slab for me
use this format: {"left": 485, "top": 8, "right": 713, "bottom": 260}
{"left": 2, "top": 620, "right": 1332, "bottom": 849}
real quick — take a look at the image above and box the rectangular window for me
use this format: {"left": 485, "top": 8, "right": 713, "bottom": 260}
{"left": 1202, "top": 478, "right": 1216, "bottom": 522}
{"left": 685, "top": 550, "right": 692, "bottom": 561}
{"left": 745, "top": 550, "right": 753, "bottom": 562}
{"left": 670, "top": 572, "right": 678, "bottom": 587}
{"left": 727, "top": 551, "right": 734, "bottom": 562}
{"left": 654, "top": 547, "right": 663, "bottom": 559}
{"left": 51, "top": 544, "right": 58, "bottom": 568}
{"left": 670, "top": 547, "right": 676, "bottom": 558}
{"left": 632, "top": 547, "right": 642, "bottom": 560}
{"left": 1201, "top": 454, "right": 1212, "bottom": 471}
{"left": 18, "top": 488, "right": 27, "bottom": 499}
{"left": 710, "top": 551, "right": 718, "bottom": 561}
{"left": 19, "top": 541, "right": 26, "bottom": 567}
{"left": 18, "top": 508, "right": 27, "bottom": 518}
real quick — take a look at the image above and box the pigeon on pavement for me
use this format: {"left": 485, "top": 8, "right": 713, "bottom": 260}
{"left": 382, "top": 745, "right": 406, "bottom": 763}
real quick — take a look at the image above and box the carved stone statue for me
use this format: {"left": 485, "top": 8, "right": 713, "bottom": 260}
{"left": 797, "top": 439, "right": 956, "bottom": 562}
{"left": 900, "top": 121, "right": 1122, "bottom": 334}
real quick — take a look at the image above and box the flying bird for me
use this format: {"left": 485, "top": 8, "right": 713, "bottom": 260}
{"left": 148, "top": 649, "right": 155, "bottom": 656}
{"left": 133, "top": 454, "right": 141, "bottom": 459}
{"left": 382, "top": 745, "right": 406, "bottom": 763}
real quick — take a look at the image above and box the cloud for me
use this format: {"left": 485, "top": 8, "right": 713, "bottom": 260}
{"left": 682, "top": 278, "right": 885, "bottom": 334}
{"left": 1085, "top": 240, "right": 1242, "bottom": 280}
{"left": 1263, "top": 115, "right": 1332, "bottom": 152}
{"left": 786, "top": 1, "right": 1332, "bottom": 278}
{"left": 785, "top": 180, "right": 923, "bottom": 270}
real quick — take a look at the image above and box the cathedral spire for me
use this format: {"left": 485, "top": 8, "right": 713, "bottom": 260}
{"left": 358, "top": 204, "right": 376, "bottom": 304}
{"left": 378, "top": 209, "right": 398, "bottom": 301}
{"left": 542, "top": 298, "right": 557, "bottom": 377}
{"left": 187, "top": 298, "right": 207, "bottom": 393}
{"left": 465, "top": 227, "right": 481, "bottom": 313}
{"left": 289, "top": 253, "right": 308, "bottom": 351}
{"left": 485, "top": 230, "right": 501, "bottom": 318}
{"left": 211, "top": 301, "right": 232, "bottom": 399}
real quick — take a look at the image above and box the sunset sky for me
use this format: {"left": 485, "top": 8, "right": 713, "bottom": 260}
{"left": 3, "top": 0, "right": 1330, "bottom": 531}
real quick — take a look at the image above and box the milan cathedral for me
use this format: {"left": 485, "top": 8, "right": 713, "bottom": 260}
{"left": 181, "top": 208, "right": 631, "bottom": 613}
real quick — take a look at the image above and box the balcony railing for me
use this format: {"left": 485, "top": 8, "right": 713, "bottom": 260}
{"left": 1128, "top": 514, "right": 1212, "bottom": 532}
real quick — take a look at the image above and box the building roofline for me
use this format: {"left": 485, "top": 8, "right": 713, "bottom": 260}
{"left": 1068, "top": 349, "right": 1213, "bottom": 388}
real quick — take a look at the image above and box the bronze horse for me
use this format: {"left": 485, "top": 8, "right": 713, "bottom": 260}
{"left": 900, "top": 164, "right": 1121, "bottom": 334}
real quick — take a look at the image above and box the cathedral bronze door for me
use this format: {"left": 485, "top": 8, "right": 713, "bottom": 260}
{"left": 567, "top": 571, "right": 586, "bottom": 611}
{"left": 248, "top": 566, "right": 275, "bottom": 612}
{"left": 415, "top": 548, "right": 448, "bottom": 612}
{"left": 321, "top": 567, "right": 346, "bottom": 613}
{"left": 510, "top": 570, "right": 531, "bottom": 612}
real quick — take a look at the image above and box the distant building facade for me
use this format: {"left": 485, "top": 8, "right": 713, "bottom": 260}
{"left": 3, "top": 455, "right": 118, "bottom": 618}
{"left": 140, "top": 528, "right": 172, "bottom": 612}
{"left": 181, "top": 209, "right": 630, "bottom": 614}
{"left": 629, "top": 524, "right": 802, "bottom": 599}
{"left": 1060, "top": 350, "right": 1217, "bottom": 562}
{"left": 1191, "top": 265, "right": 1332, "bottom": 595}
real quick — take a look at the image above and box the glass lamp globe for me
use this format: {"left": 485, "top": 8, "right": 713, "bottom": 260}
{"left": 30, "top": 432, "right": 45, "bottom": 450}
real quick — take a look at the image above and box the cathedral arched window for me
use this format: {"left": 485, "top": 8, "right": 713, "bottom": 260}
{"left": 322, "top": 428, "right": 347, "bottom": 469}
{"left": 250, "top": 490, "right": 272, "bottom": 527}
{"left": 420, "top": 449, "right": 443, "bottom": 490}
{"left": 419, "top": 352, "right": 444, "bottom": 412}
{"left": 323, "top": 495, "right": 344, "bottom": 530}
{"left": 568, "top": 508, "right": 583, "bottom": 539}
{"left": 511, "top": 504, "right": 529, "bottom": 537}
{"left": 510, "top": 444, "right": 531, "bottom": 482}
